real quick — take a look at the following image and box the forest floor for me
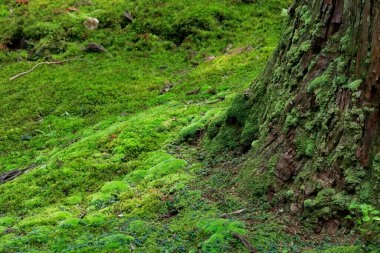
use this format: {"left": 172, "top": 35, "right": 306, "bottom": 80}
{"left": 0, "top": 0, "right": 373, "bottom": 252}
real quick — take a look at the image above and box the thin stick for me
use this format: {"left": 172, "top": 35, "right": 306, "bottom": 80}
{"left": 9, "top": 58, "right": 82, "bottom": 81}
{"left": 233, "top": 233, "right": 257, "bottom": 253}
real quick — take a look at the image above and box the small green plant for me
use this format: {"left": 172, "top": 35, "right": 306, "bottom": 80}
{"left": 346, "top": 202, "right": 380, "bottom": 243}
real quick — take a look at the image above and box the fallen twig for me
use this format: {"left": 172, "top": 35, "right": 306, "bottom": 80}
{"left": 220, "top": 208, "right": 247, "bottom": 218}
{"left": 0, "top": 164, "right": 36, "bottom": 184}
{"left": 83, "top": 43, "right": 113, "bottom": 57}
{"left": 233, "top": 233, "right": 257, "bottom": 253}
{"left": 9, "top": 58, "right": 82, "bottom": 81}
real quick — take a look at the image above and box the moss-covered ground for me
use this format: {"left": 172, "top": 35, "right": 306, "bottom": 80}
{"left": 0, "top": 0, "right": 375, "bottom": 252}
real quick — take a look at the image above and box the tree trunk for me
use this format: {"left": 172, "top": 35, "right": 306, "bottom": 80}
{"left": 211, "top": 0, "right": 380, "bottom": 227}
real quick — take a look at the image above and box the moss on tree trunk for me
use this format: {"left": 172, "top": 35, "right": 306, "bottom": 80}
{"left": 208, "top": 0, "right": 380, "bottom": 228}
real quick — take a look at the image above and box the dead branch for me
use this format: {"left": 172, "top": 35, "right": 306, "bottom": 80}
{"left": 220, "top": 208, "right": 247, "bottom": 218}
{"left": 232, "top": 233, "right": 257, "bottom": 253}
{"left": 0, "top": 164, "right": 36, "bottom": 184}
{"left": 9, "top": 58, "right": 82, "bottom": 81}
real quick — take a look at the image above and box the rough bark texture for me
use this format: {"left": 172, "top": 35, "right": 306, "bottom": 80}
{"left": 209, "top": 0, "right": 380, "bottom": 226}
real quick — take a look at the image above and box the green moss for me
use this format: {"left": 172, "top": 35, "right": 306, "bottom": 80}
{"left": 299, "top": 40, "right": 312, "bottom": 52}
{"left": 207, "top": 113, "right": 227, "bottom": 139}
{"left": 0, "top": 226, "right": 7, "bottom": 234}
{"left": 225, "top": 94, "right": 250, "bottom": 125}
{"left": 179, "top": 122, "right": 205, "bottom": 141}
{"left": 100, "top": 181, "right": 130, "bottom": 194}
{"left": 24, "top": 226, "right": 54, "bottom": 244}
{"left": 65, "top": 195, "right": 83, "bottom": 205}
{"left": 59, "top": 218, "right": 81, "bottom": 229}
{"left": 206, "top": 124, "right": 242, "bottom": 156}
{"left": 284, "top": 108, "right": 300, "bottom": 132}
{"left": 198, "top": 219, "right": 246, "bottom": 235}
{"left": 198, "top": 219, "right": 246, "bottom": 252}
{"left": 23, "top": 197, "right": 44, "bottom": 209}
{"left": 123, "top": 170, "right": 148, "bottom": 184}
{"left": 345, "top": 79, "right": 362, "bottom": 91}
{"left": 18, "top": 211, "right": 72, "bottom": 228}
{"left": 83, "top": 214, "right": 107, "bottom": 227}
{"left": 201, "top": 233, "right": 229, "bottom": 253}
{"left": 295, "top": 132, "right": 315, "bottom": 157}
{"left": 89, "top": 192, "right": 114, "bottom": 208}
{"left": 145, "top": 158, "right": 188, "bottom": 180}
{"left": 98, "top": 234, "right": 134, "bottom": 249}
{"left": 306, "top": 245, "right": 364, "bottom": 253}
{"left": 304, "top": 199, "right": 313, "bottom": 208}
{"left": 240, "top": 114, "right": 259, "bottom": 148}
{"left": 0, "top": 0, "right": 305, "bottom": 251}
{"left": 128, "top": 220, "right": 149, "bottom": 236}
{"left": 0, "top": 216, "right": 16, "bottom": 227}
{"left": 307, "top": 75, "right": 330, "bottom": 93}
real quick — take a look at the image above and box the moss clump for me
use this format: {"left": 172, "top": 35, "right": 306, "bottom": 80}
{"left": 89, "top": 192, "right": 114, "bottom": 208}
{"left": 206, "top": 124, "right": 242, "bottom": 155}
{"left": 83, "top": 214, "right": 107, "bottom": 227}
{"left": 295, "top": 132, "right": 315, "bottom": 157}
{"left": 237, "top": 154, "right": 279, "bottom": 203}
{"left": 225, "top": 94, "right": 250, "bottom": 125}
{"left": 128, "top": 220, "right": 149, "bottom": 236}
{"left": 179, "top": 122, "right": 205, "bottom": 142}
{"left": 198, "top": 219, "right": 247, "bottom": 252}
{"left": 306, "top": 245, "right": 364, "bottom": 253}
{"left": 207, "top": 113, "right": 227, "bottom": 139}
{"left": 145, "top": 158, "right": 187, "bottom": 181}
{"left": 100, "top": 181, "right": 130, "bottom": 194}
{"left": 202, "top": 233, "right": 229, "bottom": 253}
{"left": 65, "top": 195, "right": 83, "bottom": 205}
{"left": 345, "top": 79, "right": 362, "bottom": 91}
{"left": 98, "top": 234, "right": 134, "bottom": 249}
{"left": 24, "top": 226, "right": 54, "bottom": 245}
{"left": 123, "top": 170, "right": 148, "bottom": 184}
{"left": 307, "top": 75, "right": 330, "bottom": 93}
{"left": 0, "top": 216, "right": 16, "bottom": 227}
{"left": 18, "top": 211, "right": 72, "bottom": 228}
{"left": 284, "top": 108, "right": 300, "bottom": 132}
{"left": 240, "top": 113, "right": 259, "bottom": 148}
{"left": 59, "top": 218, "right": 81, "bottom": 229}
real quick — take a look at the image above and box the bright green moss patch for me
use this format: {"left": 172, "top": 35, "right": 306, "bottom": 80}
{"left": 59, "top": 218, "right": 81, "bottom": 229}
{"left": 295, "top": 132, "right": 315, "bottom": 157}
{"left": 198, "top": 219, "right": 247, "bottom": 252}
{"left": 0, "top": 216, "right": 16, "bottom": 227}
{"left": 83, "top": 213, "right": 107, "bottom": 227}
{"left": 307, "top": 75, "right": 330, "bottom": 93}
{"left": 65, "top": 195, "right": 83, "bottom": 205}
{"left": 23, "top": 226, "right": 55, "bottom": 245}
{"left": 89, "top": 192, "right": 113, "bottom": 208}
{"left": 345, "top": 79, "right": 363, "bottom": 91}
{"left": 98, "top": 234, "right": 134, "bottom": 249}
{"left": 0, "top": 226, "right": 7, "bottom": 234}
{"left": 123, "top": 170, "right": 148, "bottom": 184}
{"left": 18, "top": 211, "right": 72, "bottom": 228}
{"left": 100, "top": 181, "right": 130, "bottom": 194}
{"left": 198, "top": 219, "right": 246, "bottom": 235}
{"left": 145, "top": 158, "right": 188, "bottom": 181}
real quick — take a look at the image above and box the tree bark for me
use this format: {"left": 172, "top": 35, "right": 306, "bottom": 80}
{"left": 212, "top": 0, "right": 380, "bottom": 226}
